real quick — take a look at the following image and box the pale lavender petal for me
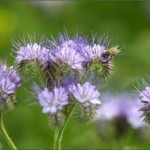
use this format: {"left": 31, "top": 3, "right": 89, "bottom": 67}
{"left": 69, "top": 82, "right": 101, "bottom": 106}
{"left": 37, "top": 86, "right": 69, "bottom": 115}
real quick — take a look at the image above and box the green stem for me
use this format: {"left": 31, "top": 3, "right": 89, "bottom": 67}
{"left": 0, "top": 113, "right": 17, "bottom": 149}
{"left": 58, "top": 106, "right": 74, "bottom": 150}
{"left": 53, "top": 127, "right": 59, "bottom": 150}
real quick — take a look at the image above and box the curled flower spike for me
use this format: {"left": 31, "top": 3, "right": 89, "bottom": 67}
{"left": 0, "top": 64, "right": 21, "bottom": 111}
{"left": 13, "top": 38, "right": 52, "bottom": 81}
{"left": 80, "top": 37, "right": 120, "bottom": 78}
{"left": 48, "top": 33, "right": 120, "bottom": 81}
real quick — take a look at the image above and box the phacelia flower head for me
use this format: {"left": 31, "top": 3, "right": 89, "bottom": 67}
{"left": 97, "top": 93, "right": 145, "bottom": 129}
{"left": 82, "top": 43, "right": 119, "bottom": 63}
{"left": 69, "top": 82, "right": 101, "bottom": 107}
{"left": 47, "top": 33, "right": 120, "bottom": 79}
{"left": 37, "top": 87, "right": 69, "bottom": 115}
{"left": 52, "top": 41, "right": 84, "bottom": 70}
{"left": 0, "top": 64, "right": 21, "bottom": 111}
{"left": 49, "top": 35, "right": 84, "bottom": 70}
{"left": 15, "top": 43, "right": 50, "bottom": 63}
{"left": 78, "top": 35, "right": 120, "bottom": 78}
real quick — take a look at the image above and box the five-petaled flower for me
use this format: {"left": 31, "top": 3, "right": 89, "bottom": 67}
{"left": 69, "top": 82, "right": 101, "bottom": 107}
{"left": 37, "top": 87, "right": 69, "bottom": 115}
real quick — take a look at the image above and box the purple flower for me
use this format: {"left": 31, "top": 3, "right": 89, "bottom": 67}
{"left": 8, "top": 66, "right": 21, "bottom": 87}
{"left": 97, "top": 93, "right": 145, "bottom": 129}
{"left": 69, "top": 82, "right": 101, "bottom": 107}
{"left": 52, "top": 39, "right": 84, "bottom": 70}
{"left": 48, "top": 33, "right": 119, "bottom": 72}
{"left": 127, "top": 101, "right": 144, "bottom": 129}
{"left": 37, "top": 87, "right": 69, "bottom": 114}
{"left": 81, "top": 43, "right": 113, "bottom": 63}
{"left": 81, "top": 45, "right": 93, "bottom": 61}
{"left": 0, "top": 64, "right": 21, "bottom": 102}
{"left": 0, "top": 77, "right": 16, "bottom": 95}
{"left": 84, "top": 44, "right": 105, "bottom": 60}
{"left": 15, "top": 43, "right": 50, "bottom": 63}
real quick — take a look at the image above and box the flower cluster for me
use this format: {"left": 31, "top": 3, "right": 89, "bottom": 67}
{"left": 49, "top": 34, "right": 119, "bottom": 74}
{"left": 97, "top": 93, "right": 145, "bottom": 129}
{"left": 13, "top": 33, "right": 119, "bottom": 125}
{"left": 0, "top": 64, "right": 21, "bottom": 111}
{"left": 2, "top": 32, "right": 149, "bottom": 149}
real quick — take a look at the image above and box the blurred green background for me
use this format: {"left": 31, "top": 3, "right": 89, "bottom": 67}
{"left": 1, "top": 1, "right": 150, "bottom": 149}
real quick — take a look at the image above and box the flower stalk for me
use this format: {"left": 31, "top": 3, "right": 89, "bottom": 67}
{"left": 57, "top": 105, "right": 74, "bottom": 150}
{"left": 53, "top": 126, "right": 59, "bottom": 150}
{"left": 0, "top": 113, "right": 17, "bottom": 150}
{"left": 53, "top": 105, "right": 74, "bottom": 150}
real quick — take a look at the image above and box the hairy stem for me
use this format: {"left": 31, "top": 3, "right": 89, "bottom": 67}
{"left": 57, "top": 105, "right": 75, "bottom": 150}
{"left": 0, "top": 113, "right": 17, "bottom": 149}
{"left": 53, "top": 127, "right": 59, "bottom": 150}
